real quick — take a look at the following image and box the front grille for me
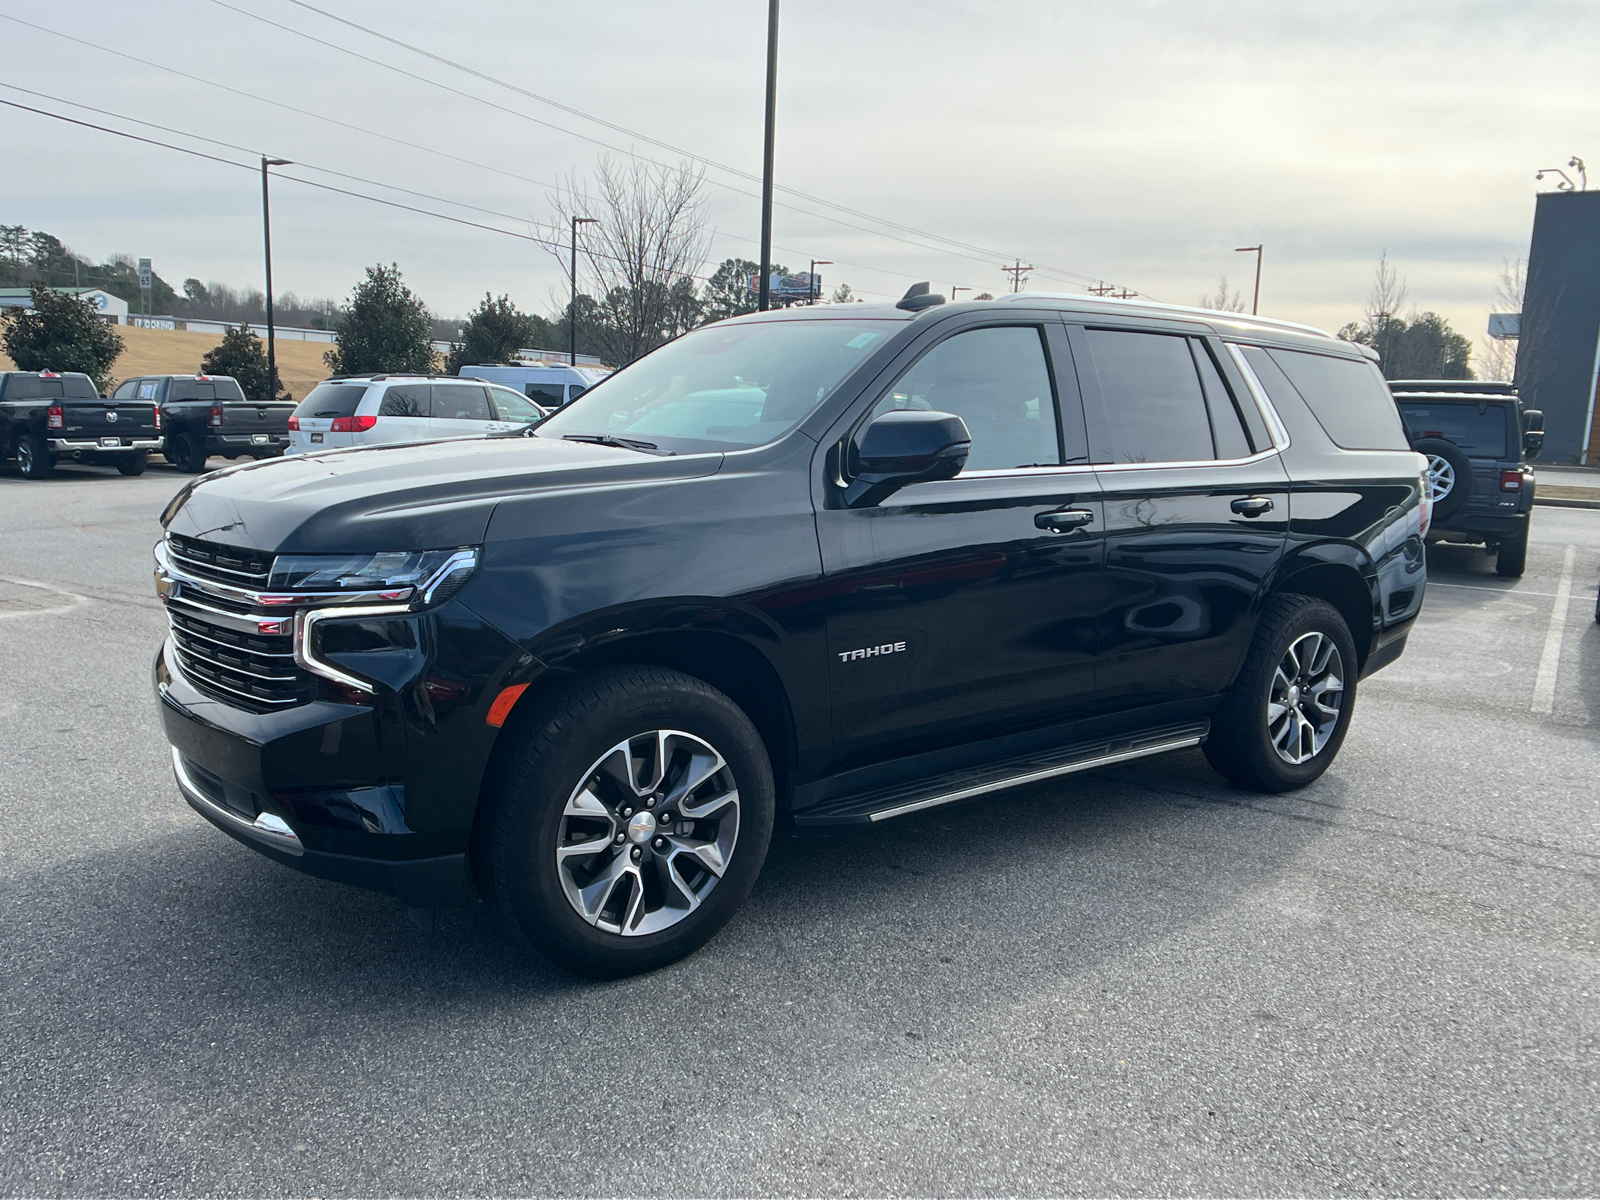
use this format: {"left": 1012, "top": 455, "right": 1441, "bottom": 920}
{"left": 168, "top": 608, "right": 313, "bottom": 712}
{"left": 167, "top": 533, "right": 274, "bottom": 589}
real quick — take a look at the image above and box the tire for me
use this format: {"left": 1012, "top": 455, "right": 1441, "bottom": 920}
{"left": 484, "top": 665, "right": 775, "bottom": 977}
{"left": 116, "top": 452, "right": 148, "bottom": 477}
{"left": 167, "top": 432, "right": 209, "bottom": 474}
{"left": 1413, "top": 437, "right": 1472, "bottom": 522}
{"left": 1203, "top": 594, "right": 1359, "bottom": 792}
{"left": 1496, "top": 522, "right": 1528, "bottom": 578}
{"left": 16, "top": 433, "right": 53, "bottom": 480}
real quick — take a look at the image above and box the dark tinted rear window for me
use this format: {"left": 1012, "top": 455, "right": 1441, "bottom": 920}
{"left": 525, "top": 384, "right": 566, "bottom": 405}
{"left": 1397, "top": 401, "right": 1510, "bottom": 459}
{"left": 3, "top": 373, "right": 97, "bottom": 399}
{"left": 293, "top": 383, "right": 370, "bottom": 418}
{"left": 1265, "top": 349, "right": 1410, "bottom": 451}
{"left": 169, "top": 378, "right": 247, "bottom": 402}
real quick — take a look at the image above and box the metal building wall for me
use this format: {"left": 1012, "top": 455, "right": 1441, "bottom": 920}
{"left": 1517, "top": 191, "right": 1600, "bottom": 463}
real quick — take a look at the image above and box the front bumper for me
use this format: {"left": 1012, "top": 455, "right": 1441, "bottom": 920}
{"left": 50, "top": 437, "right": 162, "bottom": 453}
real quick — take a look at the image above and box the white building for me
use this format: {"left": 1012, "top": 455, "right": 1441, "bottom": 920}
{"left": 0, "top": 287, "right": 130, "bottom": 324}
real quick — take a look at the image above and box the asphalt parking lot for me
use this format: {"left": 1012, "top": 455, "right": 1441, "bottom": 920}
{"left": 1, "top": 458, "right": 1596, "bottom": 1198}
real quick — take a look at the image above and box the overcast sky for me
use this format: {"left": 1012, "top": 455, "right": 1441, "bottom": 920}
{"left": 2, "top": 0, "right": 1594, "bottom": 356}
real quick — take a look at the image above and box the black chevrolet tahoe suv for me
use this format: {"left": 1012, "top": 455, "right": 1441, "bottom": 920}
{"left": 1389, "top": 380, "right": 1541, "bottom": 577}
{"left": 1, "top": 370, "right": 162, "bottom": 478}
{"left": 110, "top": 374, "right": 294, "bottom": 473}
{"left": 152, "top": 291, "right": 1428, "bottom": 975}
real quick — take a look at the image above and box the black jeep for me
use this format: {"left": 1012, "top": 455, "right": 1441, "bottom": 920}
{"left": 1389, "top": 380, "right": 1542, "bottom": 577}
{"left": 153, "top": 291, "right": 1428, "bottom": 975}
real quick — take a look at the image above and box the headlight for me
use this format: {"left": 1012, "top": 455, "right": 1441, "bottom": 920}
{"left": 268, "top": 547, "right": 479, "bottom": 606}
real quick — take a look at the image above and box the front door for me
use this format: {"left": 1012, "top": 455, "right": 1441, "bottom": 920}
{"left": 1067, "top": 325, "right": 1290, "bottom": 711}
{"left": 818, "top": 320, "right": 1104, "bottom": 774}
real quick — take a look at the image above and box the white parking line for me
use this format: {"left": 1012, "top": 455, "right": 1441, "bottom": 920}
{"left": 1530, "top": 545, "right": 1577, "bottom": 716}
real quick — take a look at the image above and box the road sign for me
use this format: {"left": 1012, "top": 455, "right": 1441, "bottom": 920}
{"left": 137, "top": 258, "right": 152, "bottom": 290}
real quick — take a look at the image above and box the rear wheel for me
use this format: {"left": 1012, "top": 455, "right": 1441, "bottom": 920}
{"left": 116, "top": 452, "right": 147, "bottom": 476}
{"left": 485, "top": 665, "right": 774, "bottom": 977}
{"left": 17, "top": 433, "right": 52, "bottom": 479}
{"left": 1496, "top": 522, "right": 1528, "bottom": 577}
{"left": 1204, "top": 594, "right": 1358, "bottom": 792}
{"left": 167, "top": 433, "right": 209, "bottom": 474}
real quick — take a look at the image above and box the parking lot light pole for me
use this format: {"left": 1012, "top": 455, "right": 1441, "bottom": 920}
{"left": 570, "top": 216, "right": 597, "bottom": 365}
{"left": 1235, "top": 244, "right": 1263, "bottom": 315}
{"left": 261, "top": 157, "right": 291, "bottom": 399}
{"left": 758, "top": 0, "right": 779, "bottom": 312}
{"left": 809, "top": 259, "right": 831, "bottom": 303}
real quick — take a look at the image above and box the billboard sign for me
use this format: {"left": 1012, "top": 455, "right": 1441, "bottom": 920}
{"left": 746, "top": 272, "right": 821, "bottom": 300}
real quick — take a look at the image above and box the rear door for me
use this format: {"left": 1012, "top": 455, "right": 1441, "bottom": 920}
{"left": 1068, "top": 323, "right": 1290, "bottom": 712}
{"left": 428, "top": 382, "right": 498, "bottom": 440}
{"left": 818, "top": 316, "right": 1105, "bottom": 772}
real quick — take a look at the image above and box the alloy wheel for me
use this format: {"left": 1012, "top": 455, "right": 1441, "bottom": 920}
{"left": 555, "top": 729, "right": 740, "bottom": 937}
{"left": 1425, "top": 454, "right": 1455, "bottom": 502}
{"left": 17, "top": 440, "right": 34, "bottom": 474}
{"left": 1266, "top": 631, "right": 1345, "bottom": 765}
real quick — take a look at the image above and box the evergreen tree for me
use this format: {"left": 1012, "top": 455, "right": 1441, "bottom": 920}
{"left": 1, "top": 284, "right": 124, "bottom": 392}
{"left": 200, "top": 324, "right": 280, "bottom": 399}
{"left": 324, "top": 263, "right": 437, "bottom": 376}
{"left": 701, "top": 257, "right": 787, "bottom": 323}
{"left": 444, "top": 293, "right": 539, "bottom": 374}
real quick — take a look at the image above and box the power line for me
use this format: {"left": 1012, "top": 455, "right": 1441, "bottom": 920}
{"left": 210, "top": 0, "right": 1134, "bottom": 293}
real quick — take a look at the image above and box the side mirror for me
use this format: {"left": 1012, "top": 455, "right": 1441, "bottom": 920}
{"left": 843, "top": 409, "right": 970, "bottom": 507}
{"left": 1522, "top": 409, "right": 1544, "bottom": 459}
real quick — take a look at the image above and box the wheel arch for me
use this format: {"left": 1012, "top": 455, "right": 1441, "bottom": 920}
{"left": 1269, "top": 554, "right": 1379, "bottom": 671}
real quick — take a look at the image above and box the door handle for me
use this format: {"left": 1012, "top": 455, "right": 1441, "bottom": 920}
{"left": 1231, "top": 496, "right": 1274, "bottom": 517}
{"left": 1035, "top": 508, "right": 1095, "bottom": 533}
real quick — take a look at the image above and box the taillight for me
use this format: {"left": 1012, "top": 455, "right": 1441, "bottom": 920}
{"left": 1418, "top": 472, "right": 1433, "bottom": 537}
{"left": 1500, "top": 469, "right": 1524, "bottom": 491}
{"left": 153, "top": 406, "right": 161, "bottom": 430}
{"left": 209, "top": 404, "right": 224, "bottom": 428}
{"left": 287, "top": 415, "right": 299, "bottom": 431}
{"left": 330, "top": 415, "right": 377, "bottom": 433}
{"left": 46, "top": 404, "right": 63, "bottom": 430}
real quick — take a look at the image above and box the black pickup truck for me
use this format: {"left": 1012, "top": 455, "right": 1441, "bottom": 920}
{"left": 1, "top": 370, "right": 162, "bottom": 479}
{"left": 112, "top": 375, "right": 294, "bottom": 474}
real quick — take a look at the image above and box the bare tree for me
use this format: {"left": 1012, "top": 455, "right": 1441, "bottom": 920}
{"left": 1478, "top": 258, "right": 1526, "bottom": 382}
{"left": 547, "top": 157, "right": 709, "bottom": 366}
{"left": 1198, "top": 275, "right": 1246, "bottom": 312}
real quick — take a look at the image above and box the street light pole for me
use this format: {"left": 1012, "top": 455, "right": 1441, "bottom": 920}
{"left": 260, "top": 157, "right": 291, "bottom": 398}
{"left": 809, "top": 259, "right": 832, "bottom": 304}
{"left": 570, "top": 215, "right": 597, "bottom": 365}
{"left": 1235, "top": 244, "right": 1263, "bottom": 315}
{"left": 951, "top": 286, "right": 970, "bottom": 302}
{"left": 758, "top": 0, "right": 779, "bottom": 312}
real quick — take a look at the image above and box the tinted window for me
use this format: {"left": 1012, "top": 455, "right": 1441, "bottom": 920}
{"left": 871, "top": 326, "right": 1059, "bottom": 470}
{"left": 538, "top": 320, "right": 896, "bottom": 451}
{"left": 432, "top": 384, "right": 492, "bottom": 422}
{"left": 137, "top": 380, "right": 160, "bottom": 400}
{"left": 112, "top": 380, "right": 138, "bottom": 400}
{"left": 490, "top": 388, "right": 544, "bottom": 423}
{"left": 62, "top": 375, "right": 99, "bottom": 398}
{"left": 1193, "top": 341, "right": 1253, "bottom": 459}
{"left": 1083, "top": 329, "right": 1214, "bottom": 464}
{"left": 168, "top": 378, "right": 246, "bottom": 401}
{"left": 565, "top": 384, "right": 588, "bottom": 404}
{"left": 293, "top": 383, "right": 369, "bottom": 419}
{"left": 4, "top": 375, "right": 63, "bottom": 399}
{"left": 1397, "top": 401, "right": 1509, "bottom": 458}
{"left": 379, "top": 385, "right": 430, "bottom": 418}
{"left": 525, "top": 384, "right": 566, "bottom": 406}
{"left": 1266, "top": 348, "right": 1410, "bottom": 451}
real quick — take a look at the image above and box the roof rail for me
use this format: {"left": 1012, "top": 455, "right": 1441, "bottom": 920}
{"left": 993, "top": 292, "right": 1335, "bottom": 339}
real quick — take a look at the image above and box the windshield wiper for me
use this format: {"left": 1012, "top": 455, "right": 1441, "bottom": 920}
{"left": 561, "top": 433, "right": 670, "bottom": 455}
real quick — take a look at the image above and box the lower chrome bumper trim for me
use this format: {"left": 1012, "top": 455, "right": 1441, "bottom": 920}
{"left": 171, "top": 746, "right": 304, "bottom": 856}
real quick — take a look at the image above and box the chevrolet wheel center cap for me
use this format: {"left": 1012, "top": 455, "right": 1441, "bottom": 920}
{"left": 627, "top": 811, "right": 657, "bottom": 844}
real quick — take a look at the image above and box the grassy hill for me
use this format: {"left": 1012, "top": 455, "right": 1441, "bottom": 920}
{"left": 0, "top": 324, "right": 334, "bottom": 400}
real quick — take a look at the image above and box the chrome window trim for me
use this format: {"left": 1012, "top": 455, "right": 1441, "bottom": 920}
{"left": 947, "top": 463, "right": 1097, "bottom": 480}
{"left": 1223, "top": 342, "right": 1293, "bottom": 451}
{"left": 294, "top": 605, "right": 412, "bottom": 694}
{"left": 1092, "top": 446, "right": 1282, "bottom": 474}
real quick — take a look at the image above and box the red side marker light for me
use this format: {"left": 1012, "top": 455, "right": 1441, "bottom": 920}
{"left": 486, "top": 683, "right": 530, "bottom": 728}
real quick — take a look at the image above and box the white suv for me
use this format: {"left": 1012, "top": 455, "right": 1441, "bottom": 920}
{"left": 285, "top": 375, "right": 548, "bottom": 454}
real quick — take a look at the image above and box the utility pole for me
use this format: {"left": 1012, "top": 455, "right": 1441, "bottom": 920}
{"left": 1001, "top": 259, "right": 1033, "bottom": 293}
{"left": 951, "top": 286, "right": 970, "bottom": 302}
{"left": 570, "top": 215, "right": 597, "bottom": 365}
{"left": 1235, "top": 244, "right": 1263, "bottom": 315}
{"left": 260, "top": 157, "right": 291, "bottom": 398}
{"left": 758, "top": 0, "right": 779, "bottom": 312}
{"left": 1087, "top": 281, "right": 1117, "bottom": 296}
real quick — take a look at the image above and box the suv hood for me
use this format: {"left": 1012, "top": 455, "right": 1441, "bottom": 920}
{"left": 162, "top": 436, "right": 723, "bottom": 554}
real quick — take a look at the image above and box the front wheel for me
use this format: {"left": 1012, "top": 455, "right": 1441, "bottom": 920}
{"left": 1204, "top": 595, "right": 1358, "bottom": 792}
{"left": 484, "top": 666, "right": 775, "bottom": 977}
